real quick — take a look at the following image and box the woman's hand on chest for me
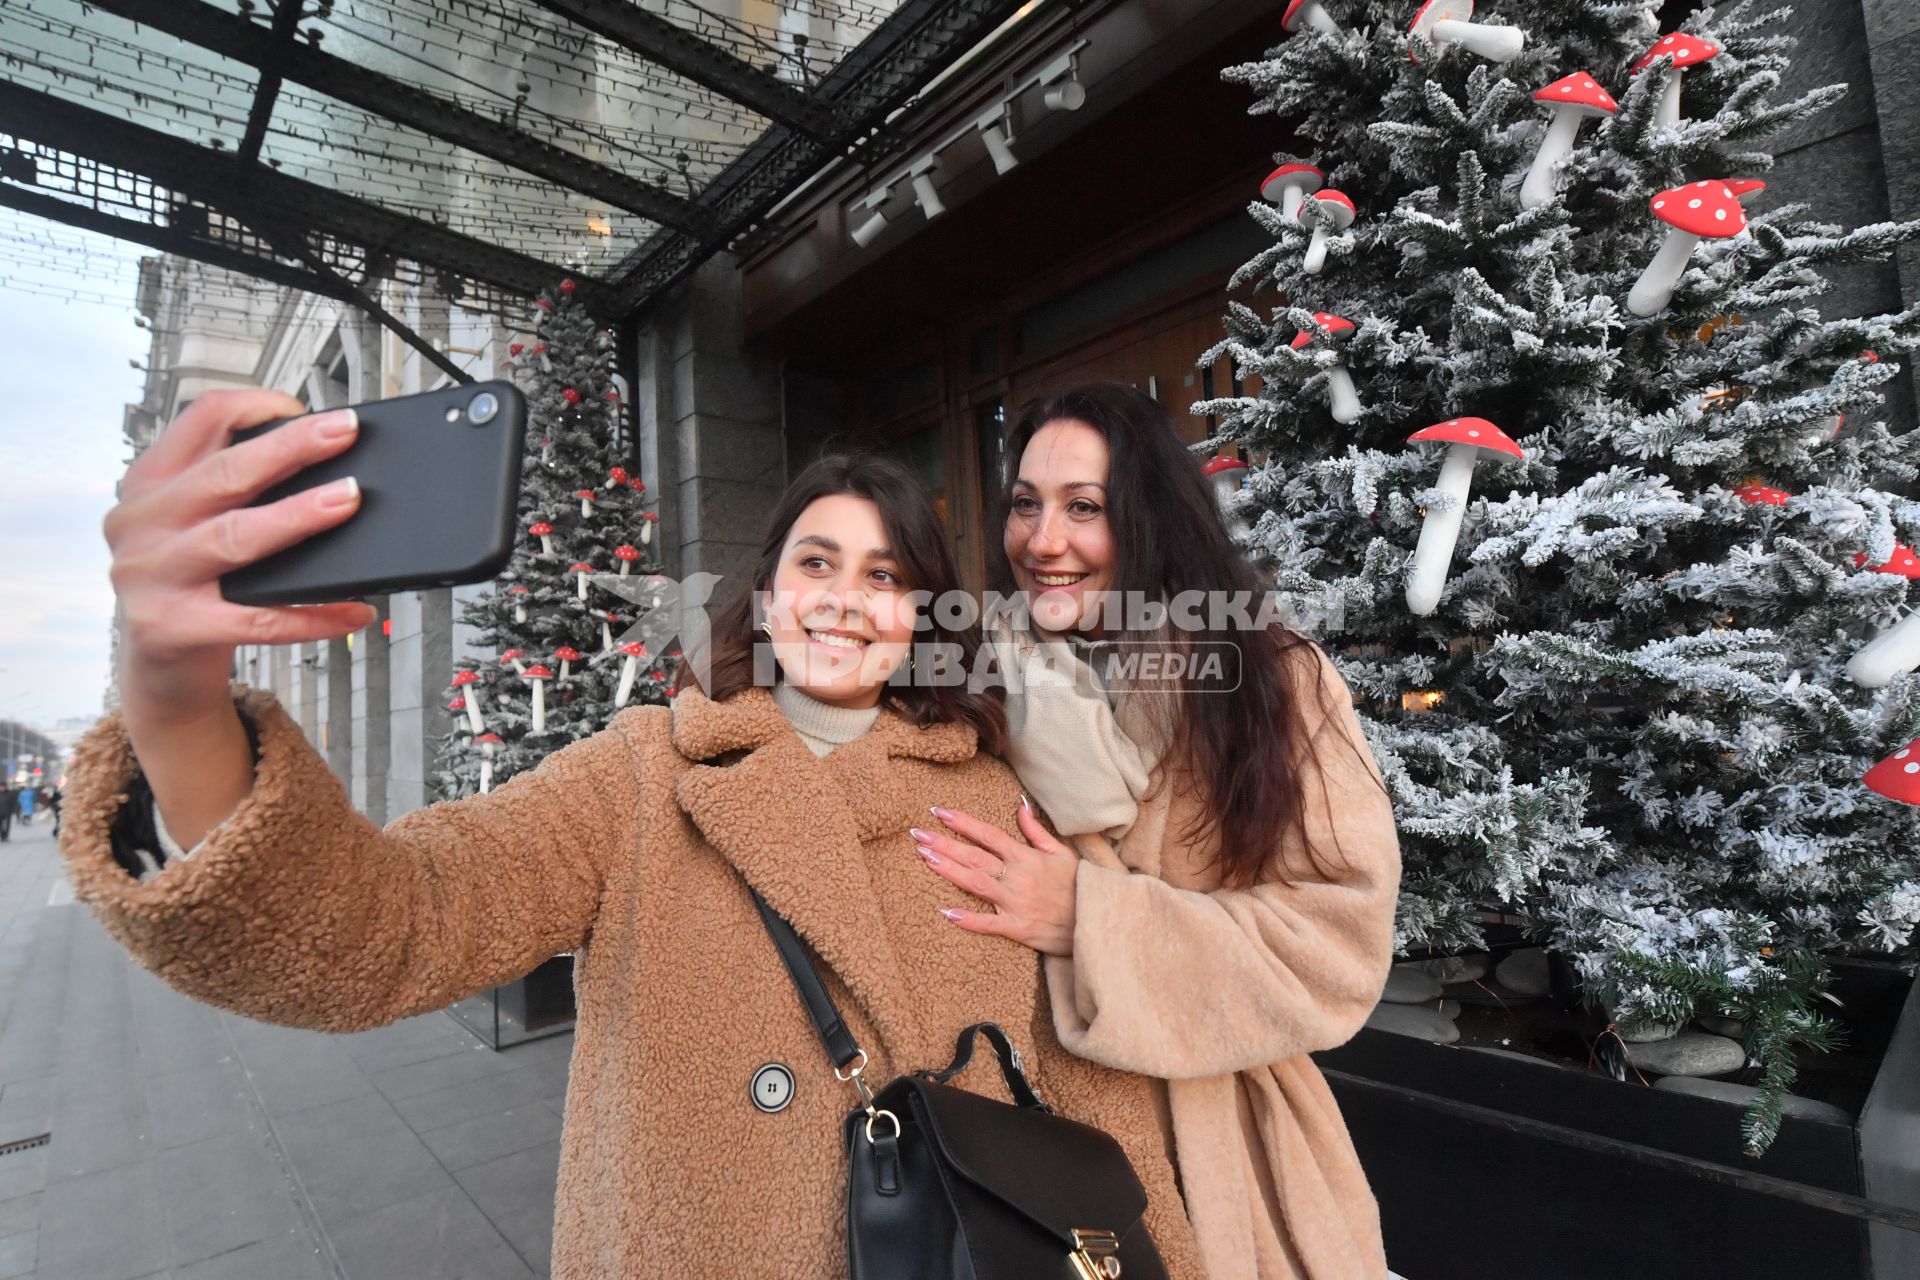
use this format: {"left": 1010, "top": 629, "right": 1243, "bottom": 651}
{"left": 909, "top": 798, "right": 1079, "bottom": 957}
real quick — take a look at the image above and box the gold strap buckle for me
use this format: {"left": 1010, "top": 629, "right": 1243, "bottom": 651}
{"left": 1069, "top": 1229, "right": 1123, "bottom": 1280}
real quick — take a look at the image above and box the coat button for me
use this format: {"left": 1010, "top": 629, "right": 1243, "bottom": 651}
{"left": 751, "top": 1062, "right": 795, "bottom": 1113}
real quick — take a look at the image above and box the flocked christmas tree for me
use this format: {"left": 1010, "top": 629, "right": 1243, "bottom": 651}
{"left": 431, "top": 278, "right": 669, "bottom": 801}
{"left": 1204, "top": 0, "right": 1920, "bottom": 1151}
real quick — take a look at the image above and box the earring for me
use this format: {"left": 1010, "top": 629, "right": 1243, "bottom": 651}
{"left": 756, "top": 620, "right": 774, "bottom": 638}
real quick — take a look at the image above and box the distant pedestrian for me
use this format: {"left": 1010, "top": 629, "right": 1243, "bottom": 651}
{"left": 13, "top": 786, "right": 29, "bottom": 826}
{"left": 48, "top": 788, "right": 61, "bottom": 838}
{"left": 0, "top": 785, "right": 15, "bottom": 842}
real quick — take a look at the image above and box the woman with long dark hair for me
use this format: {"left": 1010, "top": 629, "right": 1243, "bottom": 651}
{"left": 914, "top": 381, "right": 1403, "bottom": 1279}
{"left": 60, "top": 389, "right": 1204, "bottom": 1278}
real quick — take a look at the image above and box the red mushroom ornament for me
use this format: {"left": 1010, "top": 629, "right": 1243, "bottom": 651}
{"left": 1726, "top": 179, "right": 1767, "bottom": 204}
{"left": 1204, "top": 456, "right": 1251, "bottom": 538}
{"left": 525, "top": 664, "right": 554, "bottom": 734}
{"left": 1632, "top": 32, "right": 1722, "bottom": 130}
{"left": 1291, "top": 313, "right": 1363, "bottom": 424}
{"left": 641, "top": 510, "right": 659, "bottom": 546}
{"left": 450, "top": 670, "right": 485, "bottom": 734}
{"left": 1297, "top": 190, "right": 1355, "bottom": 275}
{"left": 1864, "top": 739, "right": 1920, "bottom": 805}
{"left": 554, "top": 646, "right": 582, "bottom": 681}
{"left": 1404, "top": 417, "right": 1525, "bottom": 616}
{"left": 1628, "top": 181, "right": 1747, "bottom": 317}
{"left": 1408, "top": 0, "right": 1525, "bottom": 64}
{"left": 508, "top": 584, "right": 531, "bottom": 623}
{"left": 577, "top": 489, "right": 596, "bottom": 519}
{"left": 1732, "top": 483, "right": 1789, "bottom": 507}
{"left": 529, "top": 520, "right": 555, "bottom": 555}
{"left": 1520, "top": 73, "right": 1618, "bottom": 210}
{"left": 1262, "top": 162, "right": 1325, "bottom": 222}
{"left": 500, "top": 648, "right": 527, "bottom": 675}
{"left": 614, "top": 544, "right": 641, "bottom": 577}
{"left": 570, "top": 561, "right": 595, "bottom": 600}
{"left": 1848, "top": 546, "right": 1920, "bottom": 687}
{"left": 475, "top": 732, "right": 503, "bottom": 794}
{"left": 1282, "top": 0, "right": 1340, "bottom": 39}
{"left": 615, "top": 642, "right": 650, "bottom": 707}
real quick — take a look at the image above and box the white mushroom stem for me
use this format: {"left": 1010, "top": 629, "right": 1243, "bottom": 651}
{"left": 577, "top": 572, "right": 590, "bottom": 601}
{"left": 1654, "top": 68, "right": 1686, "bottom": 130}
{"left": 1520, "top": 110, "right": 1587, "bottom": 210}
{"left": 619, "top": 559, "right": 633, "bottom": 577}
{"left": 514, "top": 602, "right": 527, "bottom": 623}
{"left": 581, "top": 496, "right": 594, "bottom": 518}
{"left": 538, "top": 532, "right": 553, "bottom": 555}
{"left": 1303, "top": 224, "right": 1335, "bottom": 275}
{"left": 601, "top": 618, "right": 614, "bottom": 651}
{"left": 1406, "top": 443, "right": 1484, "bottom": 617}
{"left": 560, "top": 658, "right": 572, "bottom": 680}
{"left": 479, "top": 747, "right": 494, "bottom": 794}
{"left": 461, "top": 688, "right": 484, "bottom": 735}
{"left": 1325, "top": 365, "right": 1363, "bottom": 424}
{"left": 641, "top": 520, "right": 653, "bottom": 547}
{"left": 1279, "top": 183, "right": 1310, "bottom": 221}
{"left": 531, "top": 679, "right": 547, "bottom": 733}
{"left": 1432, "top": 19, "right": 1524, "bottom": 62}
{"left": 617, "top": 655, "right": 640, "bottom": 707}
{"left": 1292, "top": 2, "right": 1339, "bottom": 37}
{"left": 1627, "top": 229, "right": 1700, "bottom": 317}
{"left": 1849, "top": 611, "right": 1920, "bottom": 687}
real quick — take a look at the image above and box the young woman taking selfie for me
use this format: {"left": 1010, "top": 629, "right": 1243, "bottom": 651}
{"left": 61, "top": 390, "right": 1202, "bottom": 1278}
{"left": 915, "top": 382, "right": 1404, "bottom": 1280}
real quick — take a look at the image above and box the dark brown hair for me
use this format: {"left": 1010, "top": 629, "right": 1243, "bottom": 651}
{"left": 685, "top": 453, "right": 1006, "bottom": 755}
{"left": 994, "top": 381, "right": 1375, "bottom": 887}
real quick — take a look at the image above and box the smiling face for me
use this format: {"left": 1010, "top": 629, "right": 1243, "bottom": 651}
{"left": 760, "top": 494, "right": 917, "bottom": 709}
{"left": 1004, "top": 418, "right": 1117, "bottom": 635}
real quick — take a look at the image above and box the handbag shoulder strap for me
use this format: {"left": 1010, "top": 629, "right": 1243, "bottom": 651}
{"left": 751, "top": 890, "right": 864, "bottom": 1073}
{"left": 752, "top": 890, "right": 1052, "bottom": 1113}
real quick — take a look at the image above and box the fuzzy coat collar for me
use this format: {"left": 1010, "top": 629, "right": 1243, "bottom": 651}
{"left": 668, "top": 684, "right": 980, "bottom": 1064}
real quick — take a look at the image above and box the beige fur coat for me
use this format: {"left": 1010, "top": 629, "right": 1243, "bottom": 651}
{"left": 1004, "top": 636, "right": 1402, "bottom": 1280}
{"left": 58, "top": 682, "right": 1204, "bottom": 1279}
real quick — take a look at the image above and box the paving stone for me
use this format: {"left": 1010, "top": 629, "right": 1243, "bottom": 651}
{"left": 0, "top": 1191, "right": 39, "bottom": 1239}
{"left": 418, "top": 1105, "right": 564, "bottom": 1172}
{"left": 142, "top": 1060, "right": 260, "bottom": 1153}
{"left": 328, "top": 1185, "right": 533, "bottom": 1280}
{"left": 272, "top": 1093, "right": 454, "bottom": 1227}
{"left": 387, "top": 1064, "right": 557, "bottom": 1136}
{"left": 173, "top": 1232, "right": 333, "bottom": 1280}
{"left": 370, "top": 1043, "right": 527, "bottom": 1102}
{"left": 0, "top": 1228, "right": 35, "bottom": 1279}
{"left": 37, "top": 1161, "right": 166, "bottom": 1280}
{"left": 453, "top": 1141, "right": 561, "bottom": 1226}
{"left": 153, "top": 1132, "right": 305, "bottom": 1269}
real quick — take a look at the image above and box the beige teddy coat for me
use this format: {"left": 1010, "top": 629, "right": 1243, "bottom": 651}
{"left": 1033, "top": 643, "right": 1402, "bottom": 1280}
{"left": 58, "top": 682, "right": 1203, "bottom": 1280}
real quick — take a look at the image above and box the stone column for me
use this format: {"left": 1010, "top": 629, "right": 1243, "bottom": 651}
{"left": 352, "top": 598, "right": 391, "bottom": 825}
{"left": 635, "top": 255, "right": 787, "bottom": 599}
{"left": 385, "top": 587, "right": 456, "bottom": 818}
{"left": 325, "top": 635, "right": 352, "bottom": 782}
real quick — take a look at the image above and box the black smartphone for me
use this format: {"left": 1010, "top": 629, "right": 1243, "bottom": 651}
{"left": 219, "top": 381, "right": 526, "bottom": 607}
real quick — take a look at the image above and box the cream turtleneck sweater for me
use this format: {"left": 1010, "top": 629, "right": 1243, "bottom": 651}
{"left": 770, "top": 681, "right": 881, "bottom": 758}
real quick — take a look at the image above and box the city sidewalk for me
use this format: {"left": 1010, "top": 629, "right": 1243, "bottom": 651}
{"left": 0, "top": 815, "right": 574, "bottom": 1280}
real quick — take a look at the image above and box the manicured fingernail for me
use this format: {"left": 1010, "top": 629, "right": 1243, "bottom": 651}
{"left": 909, "top": 827, "right": 929, "bottom": 842}
{"left": 916, "top": 845, "right": 940, "bottom": 865}
{"left": 316, "top": 409, "right": 358, "bottom": 442}
{"left": 939, "top": 908, "right": 965, "bottom": 922}
{"left": 324, "top": 475, "right": 361, "bottom": 508}
{"left": 1020, "top": 793, "right": 1031, "bottom": 811}
{"left": 930, "top": 806, "right": 952, "bottom": 820}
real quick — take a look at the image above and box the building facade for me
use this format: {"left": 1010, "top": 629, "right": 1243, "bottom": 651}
{"left": 124, "top": 0, "right": 1920, "bottom": 823}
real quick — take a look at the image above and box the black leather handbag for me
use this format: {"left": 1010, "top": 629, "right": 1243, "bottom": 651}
{"left": 753, "top": 892, "right": 1168, "bottom": 1280}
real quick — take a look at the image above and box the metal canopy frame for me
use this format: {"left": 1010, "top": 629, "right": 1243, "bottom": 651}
{"left": 1, "top": 0, "right": 1033, "bottom": 330}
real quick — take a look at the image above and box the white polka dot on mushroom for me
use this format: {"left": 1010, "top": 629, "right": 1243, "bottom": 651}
{"left": 1905, "top": 763, "right": 1919, "bottom": 775}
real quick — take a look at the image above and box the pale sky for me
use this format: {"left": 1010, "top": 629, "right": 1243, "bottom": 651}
{"left": 0, "top": 208, "right": 150, "bottom": 728}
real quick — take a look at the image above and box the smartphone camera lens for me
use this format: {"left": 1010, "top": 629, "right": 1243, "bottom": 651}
{"left": 467, "top": 392, "right": 500, "bottom": 426}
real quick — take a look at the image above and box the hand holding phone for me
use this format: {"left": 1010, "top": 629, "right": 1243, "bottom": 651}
{"left": 219, "top": 382, "right": 526, "bottom": 607}
{"left": 104, "top": 388, "right": 376, "bottom": 720}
